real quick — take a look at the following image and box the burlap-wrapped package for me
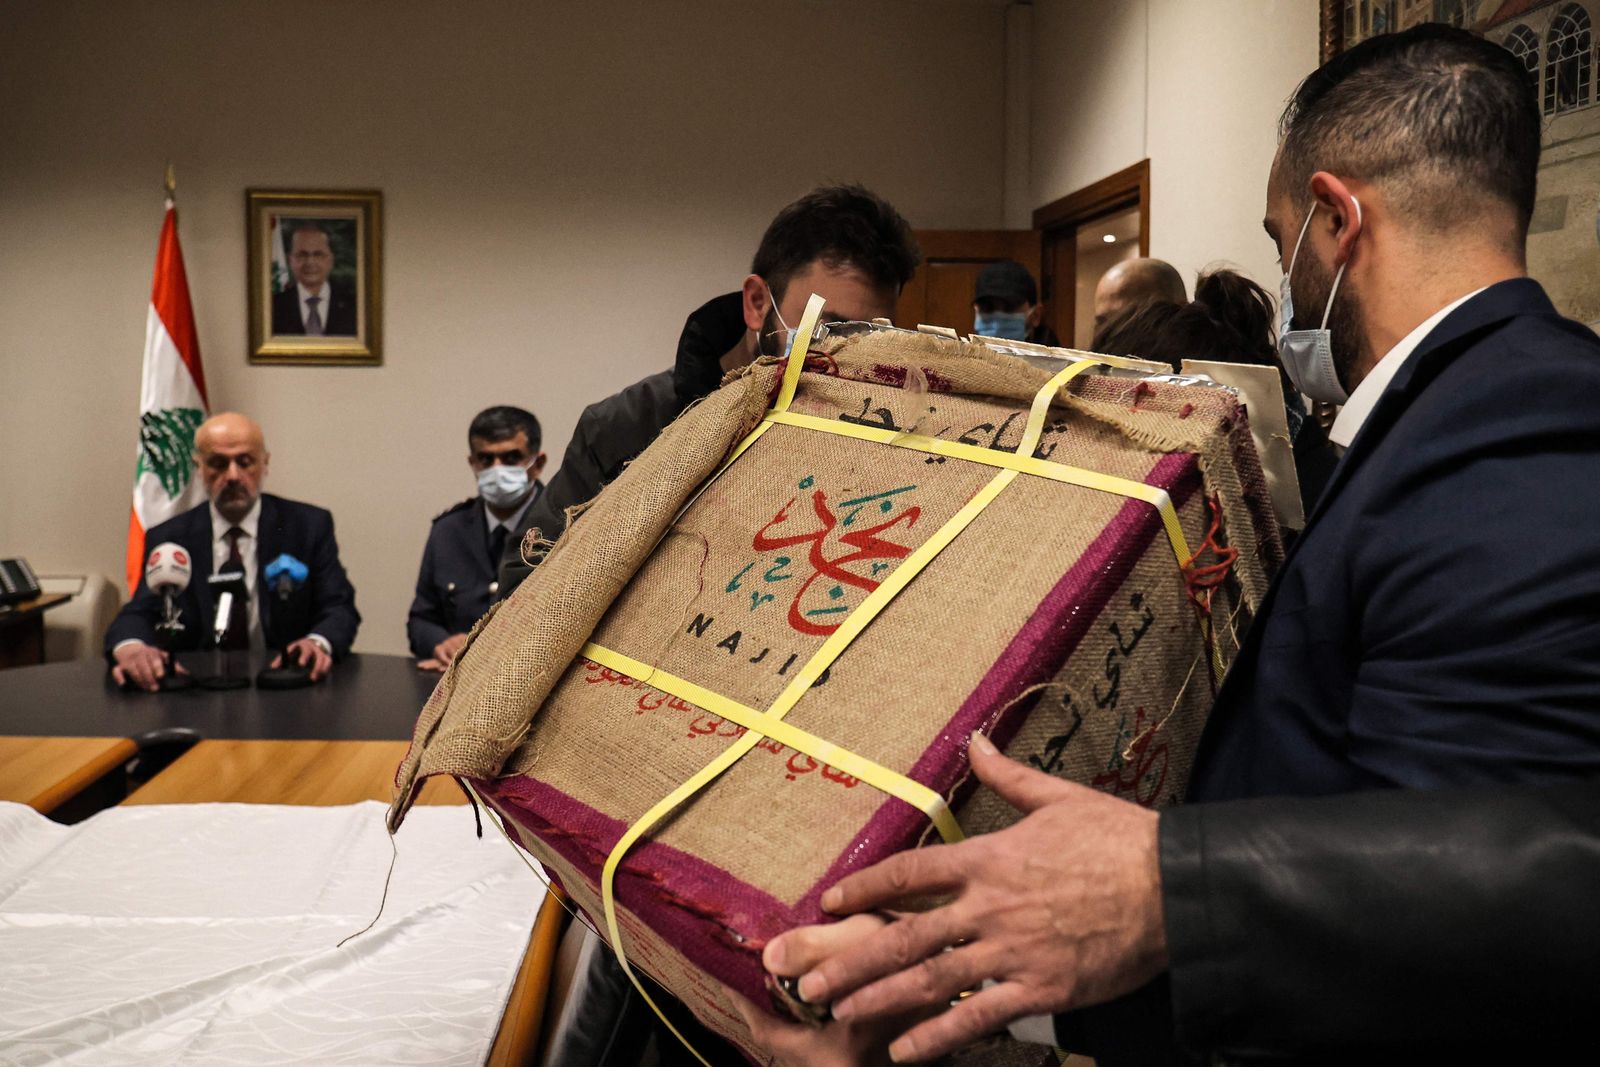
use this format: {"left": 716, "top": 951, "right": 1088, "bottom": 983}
{"left": 390, "top": 321, "right": 1281, "bottom": 1062}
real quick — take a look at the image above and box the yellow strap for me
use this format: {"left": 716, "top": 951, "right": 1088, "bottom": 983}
{"left": 593, "top": 348, "right": 1100, "bottom": 1062}
{"left": 772, "top": 293, "right": 825, "bottom": 414}
{"left": 768, "top": 409, "right": 1195, "bottom": 569}
{"left": 581, "top": 643, "right": 964, "bottom": 844}
{"left": 1019, "top": 359, "right": 1098, "bottom": 458}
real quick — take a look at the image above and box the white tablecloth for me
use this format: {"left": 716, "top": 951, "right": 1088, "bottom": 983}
{"left": 0, "top": 801, "right": 545, "bottom": 1066}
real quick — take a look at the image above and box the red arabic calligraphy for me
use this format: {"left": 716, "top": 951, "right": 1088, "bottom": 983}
{"left": 752, "top": 490, "right": 921, "bottom": 636}
{"left": 1091, "top": 707, "right": 1169, "bottom": 808}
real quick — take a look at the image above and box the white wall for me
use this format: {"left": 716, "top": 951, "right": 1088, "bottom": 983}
{"left": 0, "top": 0, "right": 1007, "bottom": 656}
{"left": 1030, "top": 0, "right": 1320, "bottom": 289}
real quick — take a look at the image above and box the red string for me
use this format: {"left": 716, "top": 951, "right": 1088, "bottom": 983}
{"left": 1183, "top": 494, "right": 1238, "bottom": 619}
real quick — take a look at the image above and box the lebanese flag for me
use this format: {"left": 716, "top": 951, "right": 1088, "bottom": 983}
{"left": 125, "top": 198, "right": 211, "bottom": 594}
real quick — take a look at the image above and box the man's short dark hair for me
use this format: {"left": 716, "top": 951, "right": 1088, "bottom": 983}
{"left": 1276, "top": 24, "right": 1541, "bottom": 236}
{"left": 468, "top": 406, "right": 541, "bottom": 451}
{"left": 751, "top": 185, "right": 921, "bottom": 303}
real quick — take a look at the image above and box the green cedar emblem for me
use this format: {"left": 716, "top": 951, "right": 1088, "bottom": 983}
{"left": 136, "top": 408, "right": 206, "bottom": 499}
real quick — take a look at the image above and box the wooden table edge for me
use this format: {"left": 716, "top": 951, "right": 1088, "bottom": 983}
{"left": 26, "top": 737, "right": 139, "bottom": 814}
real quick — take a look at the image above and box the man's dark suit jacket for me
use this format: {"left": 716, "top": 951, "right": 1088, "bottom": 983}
{"left": 1191, "top": 278, "right": 1600, "bottom": 800}
{"left": 407, "top": 486, "right": 542, "bottom": 660}
{"left": 1062, "top": 280, "right": 1600, "bottom": 1065}
{"left": 271, "top": 282, "right": 358, "bottom": 336}
{"left": 104, "top": 494, "right": 361, "bottom": 659}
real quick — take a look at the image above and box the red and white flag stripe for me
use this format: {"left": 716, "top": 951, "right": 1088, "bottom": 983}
{"left": 125, "top": 198, "right": 210, "bottom": 593}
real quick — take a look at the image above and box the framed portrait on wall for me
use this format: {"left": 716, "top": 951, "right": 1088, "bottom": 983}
{"left": 247, "top": 189, "right": 382, "bottom": 365}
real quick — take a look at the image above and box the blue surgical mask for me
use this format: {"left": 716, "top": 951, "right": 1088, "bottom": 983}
{"left": 1277, "top": 198, "right": 1360, "bottom": 405}
{"left": 974, "top": 310, "right": 1029, "bottom": 341}
{"left": 478, "top": 463, "right": 531, "bottom": 509}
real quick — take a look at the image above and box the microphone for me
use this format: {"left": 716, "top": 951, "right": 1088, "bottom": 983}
{"left": 144, "top": 542, "right": 192, "bottom": 637}
{"left": 264, "top": 553, "right": 308, "bottom": 600}
{"left": 199, "top": 568, "right": 251, "bottom": 691}
{"left": 207, "top": 569, "right": 248, "bottom": 647}
{"left": 138, "top": 541, "right": 198, "bottom": 692}
{"left": 257, "top": 554, "right": 315, "bottom": 691}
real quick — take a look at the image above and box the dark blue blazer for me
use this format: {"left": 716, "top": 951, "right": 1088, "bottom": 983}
{"left": 1189, "top": 279, "right": 1600, "bottom": 800}
{"left": 406, "top": 485, "right": 542, "bottom": 659}
{"left": 104, "top": 493, "right": 361, "bottom": 659}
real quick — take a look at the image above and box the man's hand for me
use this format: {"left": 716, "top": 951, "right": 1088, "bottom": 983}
{"left": 734, "top": 914, "right": 918, "bottom": 1067}
{"left": 433, "top": 633, "right": 468, "bottom": 666}
{"left": 767, "top": 732, "right": 1168, "bottom": 1062}
{"left": 272, "top": 637, "right": 333, "bottom": 681}
{"left": 111, "top": 641, "right": 186, "bottom": 692}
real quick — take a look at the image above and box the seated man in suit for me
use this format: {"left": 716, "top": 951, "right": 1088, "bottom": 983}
{"left": 106, "top": 412, "right": 360, "bottom": 690}
{"left": 408, "top": 405, "right": 546, "bottom": 671}
{"left": 270, "top": 222, "right": 358, "bottom": 336}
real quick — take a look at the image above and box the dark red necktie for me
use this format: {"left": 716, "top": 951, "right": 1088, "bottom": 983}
{"left": 222, "top": 527, "right": 251, "bottom": 650}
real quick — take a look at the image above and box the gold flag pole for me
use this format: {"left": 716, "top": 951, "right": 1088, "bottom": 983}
{"left": 164, "top": 162, "right": 176, "bottom": 202}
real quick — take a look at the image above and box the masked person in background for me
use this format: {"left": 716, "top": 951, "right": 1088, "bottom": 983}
{"left": 971, "top": 259, "right": 1060, "bottom": 346}
{"left": 407, "top": 406, "right": 545, "bottom": 670}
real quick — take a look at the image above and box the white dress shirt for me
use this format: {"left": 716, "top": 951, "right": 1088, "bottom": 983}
{"left": 483, "top": 485, "right": 538, "bottom": 542}
{"left": 1328, "top": 287, "right": 1487, "bottom": 449}
{"left": 297, "top": 282, "right": 332, "bottom": 332}
{"left": 115, "top": 498, "right": 330, "bottom": 658}
{"left": 211, "top": 499, "right": 332, "bottom": 657}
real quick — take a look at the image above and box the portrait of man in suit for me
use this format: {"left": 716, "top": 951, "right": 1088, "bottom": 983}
{"left": 270, "top": 218, "right": 359, "bottom": 337}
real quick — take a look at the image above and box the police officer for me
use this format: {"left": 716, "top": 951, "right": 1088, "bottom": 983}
{"left": 408, "top": 406, "right": 546, "bottom": 670}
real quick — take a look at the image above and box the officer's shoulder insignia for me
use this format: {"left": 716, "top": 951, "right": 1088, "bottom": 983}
{"left": 432, "top": 497, "right": 477, "bottom": 523}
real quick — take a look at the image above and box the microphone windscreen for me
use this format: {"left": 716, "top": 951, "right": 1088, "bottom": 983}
{"left": 145, "top": 542, "right": 193, "bottom": 595}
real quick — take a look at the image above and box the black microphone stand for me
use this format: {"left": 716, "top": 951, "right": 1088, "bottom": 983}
{"left": 256, "top": 575, "right": 313, "bottom": 690}
{"left": 198, "top": 573, "right": 250, "bottom": 690}
{"left": 153, "top": 588, "right": 195, "bottom": 692}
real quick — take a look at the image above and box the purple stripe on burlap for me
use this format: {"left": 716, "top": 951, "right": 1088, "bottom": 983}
{"left": 476, "top": 773, "right": 788, "bottom": 1007}
{"left": 791, "top": 450, "right": 1202, "bottom": 919}
{"left": 477, "top": 450, "right": 1203, "bottom": 1011}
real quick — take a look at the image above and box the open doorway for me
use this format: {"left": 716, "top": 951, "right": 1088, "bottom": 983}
{"left": 1072, "top": 205, "right": 1141, "bottom": 347}
{"left": 1033, "top": 160, "right": 1151, "bottom": 349}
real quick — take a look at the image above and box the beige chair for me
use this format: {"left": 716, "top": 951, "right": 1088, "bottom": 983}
{"left": 40, "top": 573, "right": 123, "bottom": 662}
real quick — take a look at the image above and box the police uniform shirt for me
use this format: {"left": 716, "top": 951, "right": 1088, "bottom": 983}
{"left": 406, "top": 485, "right": 540, "bottom": 659}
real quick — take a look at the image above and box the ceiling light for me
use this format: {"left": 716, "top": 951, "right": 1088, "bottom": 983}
{"left": 1102, "top": 234, "right": 1116, "bottom": 243}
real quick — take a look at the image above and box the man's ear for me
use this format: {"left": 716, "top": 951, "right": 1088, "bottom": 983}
{"left": 741, "top": 273, "right": 770, "bottom": 333}
{"left": 530, "top": 451, "right": 548, "bottom": 480}
{"left": 1309, "top": 171, "right": 1364, "bottom": 269}
{"left": 1025, "top": 303, "right": 1043, "bottom": 329}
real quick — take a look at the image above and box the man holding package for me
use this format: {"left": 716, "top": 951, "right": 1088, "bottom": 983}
{"left": 514, "top": 186, "right": 921, "bottom": 1067}
{"left": 496, "top": 184, "right": 922, "bottom": 599}
{"left": 753, "top": 25, "right": 1600, "bottom": 1065}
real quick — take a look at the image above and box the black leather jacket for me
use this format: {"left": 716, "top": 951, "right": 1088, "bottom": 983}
{"left": 497, "top": 292, "right": 746, "bottom": 597}
{"left": 1064, "top": 779, "right": 1600, "bottom": 1064}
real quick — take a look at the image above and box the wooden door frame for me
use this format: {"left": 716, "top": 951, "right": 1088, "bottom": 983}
{"left": 1031, "top": 159, "right": 1151, "bottom": 346}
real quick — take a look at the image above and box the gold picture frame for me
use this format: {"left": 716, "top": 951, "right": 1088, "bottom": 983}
{"left": 247, "top": 189, "right": 382, "bottom": 365}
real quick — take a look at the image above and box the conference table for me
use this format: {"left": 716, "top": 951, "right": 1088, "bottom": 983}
{"left": 0, "top": 651, "right": 440, "bottom": 742}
